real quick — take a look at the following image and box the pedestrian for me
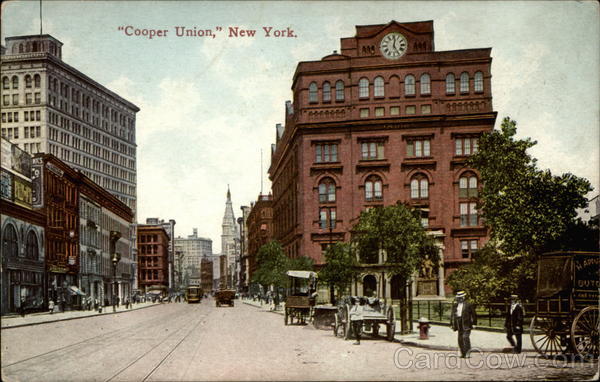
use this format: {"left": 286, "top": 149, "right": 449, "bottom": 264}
{"left": 125, "top": 297, "right": 129, "bottom": 309}
{"left": 349, "top": 297, "right": 365, "bottom": 345}
{"left": 48, "top": 299, "right": 55, "bottom": 315}
{"left": 450, "top": 290, "right": 477, "bottom": 358}
{"left": 20, "top": 296, "right": 27, "bottom": 317}
{"left": 505, "top": 294, "right": 524, "bottom": 354}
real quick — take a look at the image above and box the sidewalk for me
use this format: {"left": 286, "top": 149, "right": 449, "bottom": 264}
{"left": 1, "top": 301, "right": 161, "bottom": 329}
{"left": 242, "top": 298, "right": 535, "bottom": 353}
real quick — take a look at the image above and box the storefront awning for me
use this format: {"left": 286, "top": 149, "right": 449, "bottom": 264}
{"left": 68, "top": 286, "right": 86, "bottom": 296}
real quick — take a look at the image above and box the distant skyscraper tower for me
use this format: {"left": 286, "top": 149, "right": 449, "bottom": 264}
{"left": 221, "top": 186, "right": 240, "bottom": 288}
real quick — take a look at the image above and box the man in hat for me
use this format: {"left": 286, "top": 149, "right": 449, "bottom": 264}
{"left": 505, "top": 294, "right": 524, "bottom": 353}
{"left": 450, "top": 290, "right": 477, "bottom": 358}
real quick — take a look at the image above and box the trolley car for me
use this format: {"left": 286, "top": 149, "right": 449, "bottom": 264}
{"left": 186, "top": 286, "right": 203, "bottom": 303}
{"left": 530, "top": 251, "right": 599, "bottom": 359}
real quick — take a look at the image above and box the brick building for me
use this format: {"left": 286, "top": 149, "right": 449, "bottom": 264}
{"left": 246, "top": 193, "right": 273, "bottom": 283}
{"left": 268, "top": 20, "right": 496, "bottom": 298}
{"left": 137, "top": 226, "right": 169, "bottom": 293}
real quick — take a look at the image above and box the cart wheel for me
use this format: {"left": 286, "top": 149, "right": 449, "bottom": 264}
{"left": 333, "top": 313, "right": 340, "bottom": 336}
{"left": 530, "top": 315, "right": 568, "bottom": 358}
{"left": 284, "top": 308, "right": 289, "bottom": 326}
{"left": 570, "top": 306, "right": 599, "bottom": 360}
{"left": 386, "top": 306, "right": 396, "bottom": 341}
{"left": 343, "top": 305, "right": 351, "bottom": 340}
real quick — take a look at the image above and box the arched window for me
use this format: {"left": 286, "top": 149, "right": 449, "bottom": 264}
{"left": 322, "top": 81, "right": 331, "bottom": 102}
{"left": 359, "top": 78, "right": 369, "bottom": 98}
{"left": 2, "top": 224, "right": 18, "bottom": 257}
{"left": 335, "top": 80, "right": 345, "bottom": 101}
{"left": 460, "top": 72, "right": 469, "bottom": 93}
{"left": 365, "top": 175, "right": 383, "bottom": 201}
{"left": 25, "top": 75, "right": 32, "bottom": 88}
{"left": 404, "top": 75, "right": 415, "bottom": 96}
{"left": 308, "top": 82, "right": 318, "bottom": 103}
{"left": 459, "top": 174, "right": 478, "bottom": 198}
{"left": 2, "top": 77, "right": 8, "bottom": 90}
{"left": 374, "top": 76, "right": 385, "bottom": 97}
{"left": 25, "top": 230, "right": 38, "bottom": 260}
{"left": 12, "top": 76, "right": 19, "bottom": 89}
{"left": 19, "top": 43, "right": 24, "bottom": 53}
{"left": 446, "top": 73, "right": 455, "bottom": 94}
{"left": 363, "top": 275, "right": 377, "bottom": 295}
{"left": 474, "top": 71, "right": 483, "bottom": 92}
{"left": 410, "top": 175, "right": 429, "bottom": 199}
{"left": 420, "top": 73, "right": 431, "bottom": 95}
{"left": 318, "top": 178, "right": 336, "bottom": 203}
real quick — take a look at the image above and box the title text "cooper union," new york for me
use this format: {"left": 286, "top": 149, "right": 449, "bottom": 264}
{"left": 117, "top": 26, "right": 298, "bottom": 40}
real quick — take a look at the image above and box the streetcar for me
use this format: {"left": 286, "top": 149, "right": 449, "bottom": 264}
{"left": 186, "top": 286, "right": 203, "bottom": 303}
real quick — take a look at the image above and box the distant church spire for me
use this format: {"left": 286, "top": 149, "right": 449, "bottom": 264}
{"left": 227, "top": 184, "right": 231, "bottom": 200}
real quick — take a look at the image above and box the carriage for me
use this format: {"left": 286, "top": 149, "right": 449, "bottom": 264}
{"left": 332, "top": 296, "right": 396, "bottom": 342}
{"left": 284, "top": 270, "right": 317, "bottom": 325}
{"left": 530, "top": 251, "right": 599, "bottom": 359}
{"left": 215, "top": 289, "right": 236, "bottom": 307}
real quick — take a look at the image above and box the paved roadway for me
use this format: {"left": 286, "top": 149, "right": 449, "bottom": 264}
{"left": 1, "top": 298, "right": 597, "bottom": 381}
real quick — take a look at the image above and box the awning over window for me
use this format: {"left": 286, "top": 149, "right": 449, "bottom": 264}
{"left": 68, "top": 286, "right": 86, "bottom": 296}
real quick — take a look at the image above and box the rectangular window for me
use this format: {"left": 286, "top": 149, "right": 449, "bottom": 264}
{"left": 1, "top": 113, "right": 5, "bottom": 123}
{"left": 36, "top": 126, "right": 41, "bottom": 138}
{"left": 461, "top": 239, "right": 479, "bottom": 258}
{"left": 320, "top": 208, "right": 336, "bottom": 229}
{"left": 460, "top": 202, "right": 478, "bottom": 227}
{"left": 26, "top": 93, "right": 32, "bottom": 105}
{"left": 14, "top": 127, "right": 19, "bottom": 139}
{"left": 315, "top": 143, "right": 338, "bottom": 163}
{"left": 34, "top": 93, "right": 41, "bottom": 104}
{"left": 13, "top": 94, "right": 19, "bottom": 105}
{"left": 36, "top": 111, "right": 40, "bottom": 121}
{"left": 455, "top": 137, "right": 479, "bottom": 156}
{"left": 359, "top": 108, "right": 369, "bottom": 118}
{"left": 375, "top": 107, "right": 384, "bottom": 117}
{"left": 421, "top": 104, "right": 431, "bottom": 114}
{"left": 24, "top": 126, "right": 29, "bottom": 138}
{"left": 24, "top": 111, "right": 29, "bottom": 122}
{"left": 3, "top": 95, "right": 8, "bottom": 106}
{"left": 7, "top": 113, "right": 12, "bottom": 123}
{"left": 361, "top": 141, "right": 385, "bottom": 160}
{"left": 390, "top": 106, "right": 400, "bottom": 116}
{"left": 407, "top": 139, "right": 431, "bottom": 157}
{"left": 405, "top": 105, "right": 416, "bottom": 115}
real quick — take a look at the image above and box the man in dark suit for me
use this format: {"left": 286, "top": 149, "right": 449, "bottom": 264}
{"left": 505, "top": 294, "right": 524, "bottom": 353}
{"left": 450, "top": 290, "right": 477, "bottom": 358}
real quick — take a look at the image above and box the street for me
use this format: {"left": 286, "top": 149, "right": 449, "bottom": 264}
{"left": 1, "top": 300, "right": 597, "bottom": 381}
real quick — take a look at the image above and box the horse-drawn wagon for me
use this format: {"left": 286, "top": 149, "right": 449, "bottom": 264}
{"left": 530, "top": 251, "right": 599, "bottom": 359}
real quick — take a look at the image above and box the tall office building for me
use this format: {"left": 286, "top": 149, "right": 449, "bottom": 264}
{"left": 174, "top": 228, "right": 212, "bottom": 288}
{"left": 1, "top": 35, "right": 139, "bottom": 214}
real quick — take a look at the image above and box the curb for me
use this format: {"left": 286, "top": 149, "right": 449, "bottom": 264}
{"left": 1, "top": 303, "right": 160, "bottom": 330}
{"left": 395, "top": 339, "right": 537, "bottom": 353}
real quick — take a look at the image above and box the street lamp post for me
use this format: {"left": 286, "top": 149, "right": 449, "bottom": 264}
{"left": 111, "top": 252, "right": 121, "bottom": 312}
{"left": 109, "top": 231, "right": 122, "bottom": 313}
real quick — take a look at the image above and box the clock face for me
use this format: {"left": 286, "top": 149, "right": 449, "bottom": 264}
{"left": 380, "top": 32, "right": 408, "bottom": 59}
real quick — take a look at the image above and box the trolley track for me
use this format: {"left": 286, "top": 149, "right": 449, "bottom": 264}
{"left": 1, "top": 304, "right": 203, "bottom": 378}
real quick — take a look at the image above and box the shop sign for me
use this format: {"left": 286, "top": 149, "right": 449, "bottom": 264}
{"left": 31, "top": 160, "right": 44, "bottom": 208}
{"left": 13, "top": 177, "right": 32, "bottom": 209}
{"left": 0, "top": 169, "right": 13, "bottom": 201}
{"left": 49, "top": 265, "right": 68, "bottom": 273}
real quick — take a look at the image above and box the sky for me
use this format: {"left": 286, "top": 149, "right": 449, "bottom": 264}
{"left": 1, "top": 0, "right": 598, "bottom": 253}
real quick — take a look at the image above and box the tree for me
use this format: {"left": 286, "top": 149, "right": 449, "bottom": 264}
{"left": 452, "top": 117, "right": 597, "bottom": 303}
{"left": 469, "top": 117, "right": 593, "bottom": 256}
{"left": 252, "top": 241, "right": 289, "bottom": 290}
{"left": 352, "top": 203, "right": 438, "bottom": 281}
{"left": 352, "top": 203, "right": 438, "bottom": 333}
{"left": 288, "top": 256, "right": 315, "bottom": 271}
{"left": 318, "top": 242, "right": 359, "bottom": 301}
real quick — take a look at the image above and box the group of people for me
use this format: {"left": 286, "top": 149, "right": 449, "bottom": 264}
{"left": 451, "top": 290, "right": 523, "bottom": 357}
{"left": 346, "top": 290, "right": 524, "bottom": 355}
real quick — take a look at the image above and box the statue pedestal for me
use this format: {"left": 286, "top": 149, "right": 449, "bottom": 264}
{"left": 417, "top": 278, "right": 438, "bottom": 296}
